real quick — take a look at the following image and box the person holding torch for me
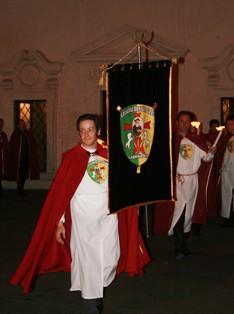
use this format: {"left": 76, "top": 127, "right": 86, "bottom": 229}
{"left": 216, "top": 115, "right": 234, "bottom": 227}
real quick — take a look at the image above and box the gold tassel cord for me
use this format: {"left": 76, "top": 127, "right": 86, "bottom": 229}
{"left": 141, "top": 42, "right": 177, "bottom": 63}
{"left": 99, "top": 40, "right": 176, "bottom": 85}
{"left": 98, "top": 44, "right": 140, "bottom": 85}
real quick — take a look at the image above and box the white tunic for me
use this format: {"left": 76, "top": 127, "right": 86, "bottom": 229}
{"left": 68, "top": 150, "right": 120, "bottom": 299}
{"left": 168, "top": 137, "right": 213, "bottom": 235}
{"left": 221, "top": 136, "right": 234, "bottom": 218}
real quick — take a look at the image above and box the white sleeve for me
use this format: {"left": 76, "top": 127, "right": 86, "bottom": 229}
{"left": 60, "top": 213, "right": 65, "bottom": 223}
{"left": 203, "top": 151, "right": 215, "bottom": 162}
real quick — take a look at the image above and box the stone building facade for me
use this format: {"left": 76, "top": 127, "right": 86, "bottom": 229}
{"left": 1, "top": 0, "right": 234, "bottom": 187}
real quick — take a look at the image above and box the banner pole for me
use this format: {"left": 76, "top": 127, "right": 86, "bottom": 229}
{"left": 137, "top": 44, "right": 142, "bottom": 69}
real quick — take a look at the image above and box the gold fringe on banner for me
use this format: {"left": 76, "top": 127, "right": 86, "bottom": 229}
{"left": 169, "top": 65, "right": 175, "bottom": 201}
{"left": 105, "top": 70, "right": 112, "bottom": 215}
{"left": 105, "top": 70, "right": 110, "bottom": 157}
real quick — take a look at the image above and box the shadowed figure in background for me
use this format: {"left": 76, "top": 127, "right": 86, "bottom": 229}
{"left": 8, "top": 119, "right": 40, "bottom": 195}
{"left": 0, "top": 118, "right": 9, "bottom": 195}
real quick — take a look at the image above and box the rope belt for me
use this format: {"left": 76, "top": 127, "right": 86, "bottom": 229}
{"left": 176, "top": 172, "right": 197, "bottom": 184}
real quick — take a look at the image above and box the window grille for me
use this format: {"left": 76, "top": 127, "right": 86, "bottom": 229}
{"left": 14, "top": 100, "right": 47, "bottom": 172}
{"left": 221, "top": 98, "right": 234, "bottom": 124}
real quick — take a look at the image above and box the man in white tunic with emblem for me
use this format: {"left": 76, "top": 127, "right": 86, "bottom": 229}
{"left": 10, "top": 114, "right": 150, "bottom": 314}
{"left": 168, "top": 111, "right": 216, "bottom": 260}
{"left": 56, "top": 114, "right": 119, "bottom": 313}
{"left": 216, "top": 114, "right": 234, "bottom": 227}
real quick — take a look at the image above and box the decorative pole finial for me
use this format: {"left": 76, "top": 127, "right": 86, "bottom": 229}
{"left": 134, "top": 30, "right": 154, "bottom": 68}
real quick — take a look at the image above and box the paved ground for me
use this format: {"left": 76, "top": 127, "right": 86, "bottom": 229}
{"left": 1, "top": 189, "right": 234, "bottom": 314}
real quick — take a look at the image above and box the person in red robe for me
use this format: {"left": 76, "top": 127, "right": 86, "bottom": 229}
{"left": 0, "top": 118, "right": 9, "bottom": 195}
{"left": 200, "top": 119, "right": 220, "bottom": 146}
{"left": 8, "top": 119, "right": 40, "bottom": 195}
{"left": 10, "top": 114, "right": 150, "bottom": 314}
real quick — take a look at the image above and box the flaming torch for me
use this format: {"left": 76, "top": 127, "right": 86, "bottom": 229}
{"left": 191, "top": 121, "right": 201, "bottom": 135}
{"left": 97, "top": 138, "right": 107, "bottom": 148}
{"left": 212, "top": 126, "right": 225, "bottom": 147}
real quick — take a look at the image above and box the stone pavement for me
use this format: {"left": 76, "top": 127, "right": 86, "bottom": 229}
{"left": 1, "top": 190, "right": 234, "bottom": 314}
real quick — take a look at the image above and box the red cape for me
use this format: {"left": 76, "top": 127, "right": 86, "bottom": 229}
{"left": 199, "top": 132, "right": 220, "bottom": 218}
{"left": 200, "top": 132, "right": 219, "bottom": 146}
{"left": 206, "top": 159, "right": 218, "bottom": 218}
{"left": 154, "top": 132, "right": 212, "bottom": 233}
{"left": 10, "top": 143, "right": 150, "bottom": 293}
{"left": 187, "top": 133, "right": 212, "bottom": 224}
{"left": 215, "top": 133, "right": 233, "bottom": 174}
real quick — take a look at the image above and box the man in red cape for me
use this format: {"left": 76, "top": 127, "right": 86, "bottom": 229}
{"left": 154, "top": 111, "right": 216, "bottom": 259}
{"left": 154, "top": 128, "right": 214, "bottom": 234}
{"left": 10, "top": 114, "right": 150, "bottom": 313}
{"left": 215, "top": 115, "right": 234, "bottom": 227}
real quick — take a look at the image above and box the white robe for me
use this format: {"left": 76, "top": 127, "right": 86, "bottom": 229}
{"left": 168, "top": 137, "right": 213, "bottom": 235}
{"left": 221, "top": 135, "right": 234, "bottom": 218}
{"left": 67, "top": 151, "right": 120, "bottom": 299}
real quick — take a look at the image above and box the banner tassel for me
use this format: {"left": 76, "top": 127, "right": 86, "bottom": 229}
{"left": 137, "top": 165, "right": 141, "bottom": 174}
{"left": 99, "top": 64, "right": 108, "bottom": 86}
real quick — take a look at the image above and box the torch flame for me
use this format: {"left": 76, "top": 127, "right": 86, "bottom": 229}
{"left": 216, "top": 126, "right": 225, "bottom": 131}
{"left": 191, "top": 121, "right": 201, "bottom": 128}
{"left": 97, "top": 138, "right": 107, "bottom": 148}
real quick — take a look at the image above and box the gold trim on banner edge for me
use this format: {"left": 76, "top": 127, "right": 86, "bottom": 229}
{"left": 169, "top": 65, "right": 175, "bottom": 202}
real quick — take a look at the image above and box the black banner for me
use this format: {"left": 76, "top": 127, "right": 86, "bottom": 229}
{"left": 107, "top": 61, "right": 173, "bottom": 213}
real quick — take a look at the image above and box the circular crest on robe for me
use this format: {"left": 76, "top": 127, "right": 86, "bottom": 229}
{"left": 87, "top": 160, "right": 108, "bottom": 184}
